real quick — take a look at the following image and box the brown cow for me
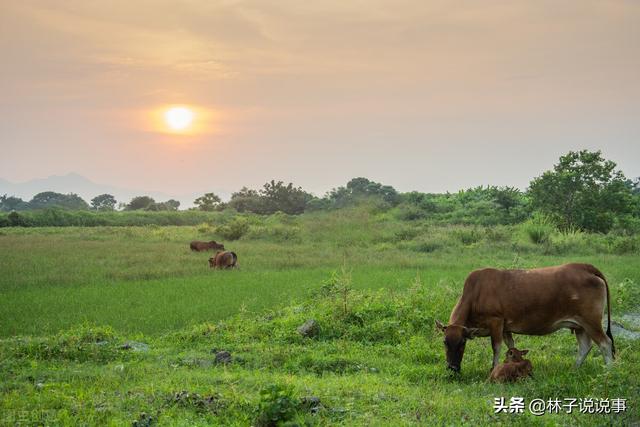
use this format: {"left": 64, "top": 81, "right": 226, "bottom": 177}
{"left": 190, "top": 240, "right": 225, "bottom": 252}
{"left": 436, "top": 263, "right": 614, "bottom": 372}
{"left": 489, "top": 348, "right": 533, "bottom": 383}
{"left": 209, "top": 251, "right": 238, "bottom": 269}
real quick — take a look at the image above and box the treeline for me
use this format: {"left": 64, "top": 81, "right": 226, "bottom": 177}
{"left": 2, "top": 150, "right": 639, "bottom": 233}
{"left": 0, "top": 192, "right": 181, "bottom": 212}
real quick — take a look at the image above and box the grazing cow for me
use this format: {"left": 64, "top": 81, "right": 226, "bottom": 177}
{"left": 190, "top": 240, "right": 225, "bottom": 252}
{"left": 436, "top": 263, "right": 614, "bottom": 372}
{"left": 209, "top": 251, "right": 238, "bottom": 269}
{"left": 489, "top": 348, "right": 533, "bottom": 383}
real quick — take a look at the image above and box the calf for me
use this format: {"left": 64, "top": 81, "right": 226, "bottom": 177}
{"left": 190, "top": 240, "right": 225, "bottom": 252}
{"left": 209, "top": 251, "right": 238, "bottom": 269}
{"left": 489, "top": 348, "right": 533, "bottom": 383}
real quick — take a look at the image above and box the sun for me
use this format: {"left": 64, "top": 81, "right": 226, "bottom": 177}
{"left": 164, "top": 106, "right": 194, "bottom": 131}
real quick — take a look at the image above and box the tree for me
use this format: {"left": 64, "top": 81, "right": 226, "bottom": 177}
{"left": 164, "top": 199, "right": 180, "bottom": 211}
{"left": 328, "top": 177, "right": 400, "bottom": 207}
{"left": 259, "top": 180, "right": 313, "bottom": 214}
{"left": 528, "top": 150, "right": 633, "bottom": 232}
{"left": 194, "top": 193, "right": 222, "bottom": 211}
{"left": 29, "top": 191, "right": 89, "bottom": 210}
{"left": 125, "top": 196, "right": 155, "bottom": 210}
{"left": 0, "top": 195, "right": 29, "bottom": 211}
{"left": 228, "top": 187, "right": 262, "bottom": 213}
{"left": 90, "top": 194, "right": 117, "bottom": 211}
{"left": 490, "top": 187, "right": 523, "bottom": 214}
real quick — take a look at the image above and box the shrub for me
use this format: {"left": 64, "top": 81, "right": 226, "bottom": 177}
{"left": 391, "top": 227, "right": 419, "bottom": 242}
{"left": 254, "top": 384, "right": 299, "bottom": 427}
{"left": 411, "top": 240, "right": 442, "bottom": 253}
{"left": 523, "top": 214, "right": 555, "bottom": 244}
{"left": 217, "top": 217, "right": 250, "bottom": 240}
{"left": 395, "top": 205, "right": 427, "bottom": 221}
{"left": 484, "top": 226, "right": 511, "bottom": 243}
{"left": 452, "top": 227, "right": 483, "bottom": 245}
{"left": 610, "top": 236, "right": 640, "bottom": 255}
{"left": 8, "top": 211, "right": 28, "bottom": 227}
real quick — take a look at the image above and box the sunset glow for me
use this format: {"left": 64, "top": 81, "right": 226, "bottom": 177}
{"left": 164, "top": 107, "right": 194, "bottom": 131}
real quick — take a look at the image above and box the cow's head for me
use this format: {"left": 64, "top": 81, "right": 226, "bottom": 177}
{"left": 505, "top": 347, "right": 529, "bottom": 363}
{"left": 435, "top": 320, "right": 483, "bottom": 372}
{"left": 210, "top": 241, "right": 225, "bottom": 250}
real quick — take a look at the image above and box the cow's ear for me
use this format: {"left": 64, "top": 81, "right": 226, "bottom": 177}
{"left": 463, "top": 327, "right": 486, "bottom": 339}
{"left": 435, "top": 320, "right": 447, "bottom": 333}
{"left": 520, "top": 350, "right": 529, "bottom": 355}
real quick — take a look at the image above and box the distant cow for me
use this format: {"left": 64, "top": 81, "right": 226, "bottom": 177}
{"left": 190, "top": 240, "right": 225, "bottom": 252}
{"left": 489, "top": 348, "right": 533, "bottom": 383}
{"left": 436, "top": 263, "right": 614, "bottom": 372}
{"left": 209, "top": 251, "right": 238, "bottom": 269}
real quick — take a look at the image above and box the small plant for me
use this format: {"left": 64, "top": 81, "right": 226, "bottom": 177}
{"left": 523, "top": 214, "right": 555, "bottom": 244}
{"left": 254, "top": 384, "right": 298, "bottom": 427}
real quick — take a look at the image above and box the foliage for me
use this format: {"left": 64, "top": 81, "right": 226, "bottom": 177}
{"left": 125, "top": 196, "right": 156, "bottom": 211}
{"left": 522, "top": 213, "right": 555, "bottom": 244}
{"left": 326, "top": 177, "right": 401, "bottom": 208}
{"left": 90, "top": 194, "right": 117, "bottom": 211}
{"left": 0, "top": 194, "right": 30, "bottom": 211}
{"left": 254, "top": 384, "right": 299, "bottom": 427}
{"left": 529, "top": 150, "right": 634, "bottom": 232}
{"left": 260, "top": 180, "right": 313, "bottom": 215}
{"left": 229, "top": 181, "right": 313, "bottom": 215}
{"left": 148, "top": 199, "right": 180, "bottom": 211}
{"left": 125, "top": 196, "right": 180, "bottom": 212}
{"left": 29, "top": 191, "right": 89, "bottom": 210}
{"left": 395, "top": 186, "right": 529, "bottom": 225}
{"left": 193, "top": 192, "right": 222, "bottom": 211}
{"left": 216, "top": 217, "right": 250, "bottom": 240}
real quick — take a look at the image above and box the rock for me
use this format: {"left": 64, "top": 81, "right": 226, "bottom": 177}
{"left": 214, "top": 350, "right": 232, "bottom": 364}
{"left": 132, "top": 412, "right": 154, "bottom": 427}
{"left": 120, "top": 341, "right": 150, "bottom": 352}
{"left": 300, "top": 396, "right": 322, "bottom": 414}
{"left": 611, "top": 320, "right": 640, "bottom": 340}
{"left": 172, "top": 390, "right": 222, "bottom": 413}
{"left": 297, "top": 319, "right": 320, "bottom": 338}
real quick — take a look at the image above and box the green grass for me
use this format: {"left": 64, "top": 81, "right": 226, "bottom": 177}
{"left": 0, "top": 208, "right": 639, "bottom": 425}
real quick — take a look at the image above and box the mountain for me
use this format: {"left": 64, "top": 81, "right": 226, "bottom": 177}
{"left": 0, "top": 173, "right": 228, "bottom": 208}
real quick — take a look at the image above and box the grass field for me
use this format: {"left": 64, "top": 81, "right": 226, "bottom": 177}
{"left": 1, "top": 208, "right": 639, "bottom": 425}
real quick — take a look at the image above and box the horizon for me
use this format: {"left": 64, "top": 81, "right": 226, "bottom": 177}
{"left": 2, "top": 1, "right": 639, "bottom": 197}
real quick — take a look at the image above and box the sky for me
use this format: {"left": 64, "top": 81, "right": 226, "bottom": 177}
{"left": 1, "top": 0, "right": 639, "bottom": 199}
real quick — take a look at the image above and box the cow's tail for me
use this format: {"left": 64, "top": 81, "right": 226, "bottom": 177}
{"left": 592, "top": 266, "right": 615, "bottom": 357}
{"left": 230, "top": 252, "right": 238, "bottom": 266}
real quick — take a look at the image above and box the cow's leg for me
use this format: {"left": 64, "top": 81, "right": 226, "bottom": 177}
{"left": 583, "top": 323, "right": 614, "bottom": 366}
{"left": 503, "top": 331, "right": 514, "bottom": 349}
{"left": 574, "top": 328, "right": 592, "bottom": 368}
{"left": 489, "top": 321, "right": 504, "bottom": 369}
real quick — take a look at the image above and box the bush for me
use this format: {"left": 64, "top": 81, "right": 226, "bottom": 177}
{"left": 523, "top": 214, "right": 555, "bottom": 244}
{"left": 452, "top": 227, "right": 483, "bottom": 245}
{"left": 254, "top": 384, "right": 299, "bottom": 427}
{"left": 217, "top": 217, "right": 250, "bottom": 240}
{"left": 7, "top": 211, "right": 28, "bottom": 227}
{"left": 395, "top": 205, "right": 427, "bottom": 221}
{"left": 610, "top": 236, "right": 640, "bottom": 255}
{"left": 411, "top": 240, "right": 442, "bottom": 253}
